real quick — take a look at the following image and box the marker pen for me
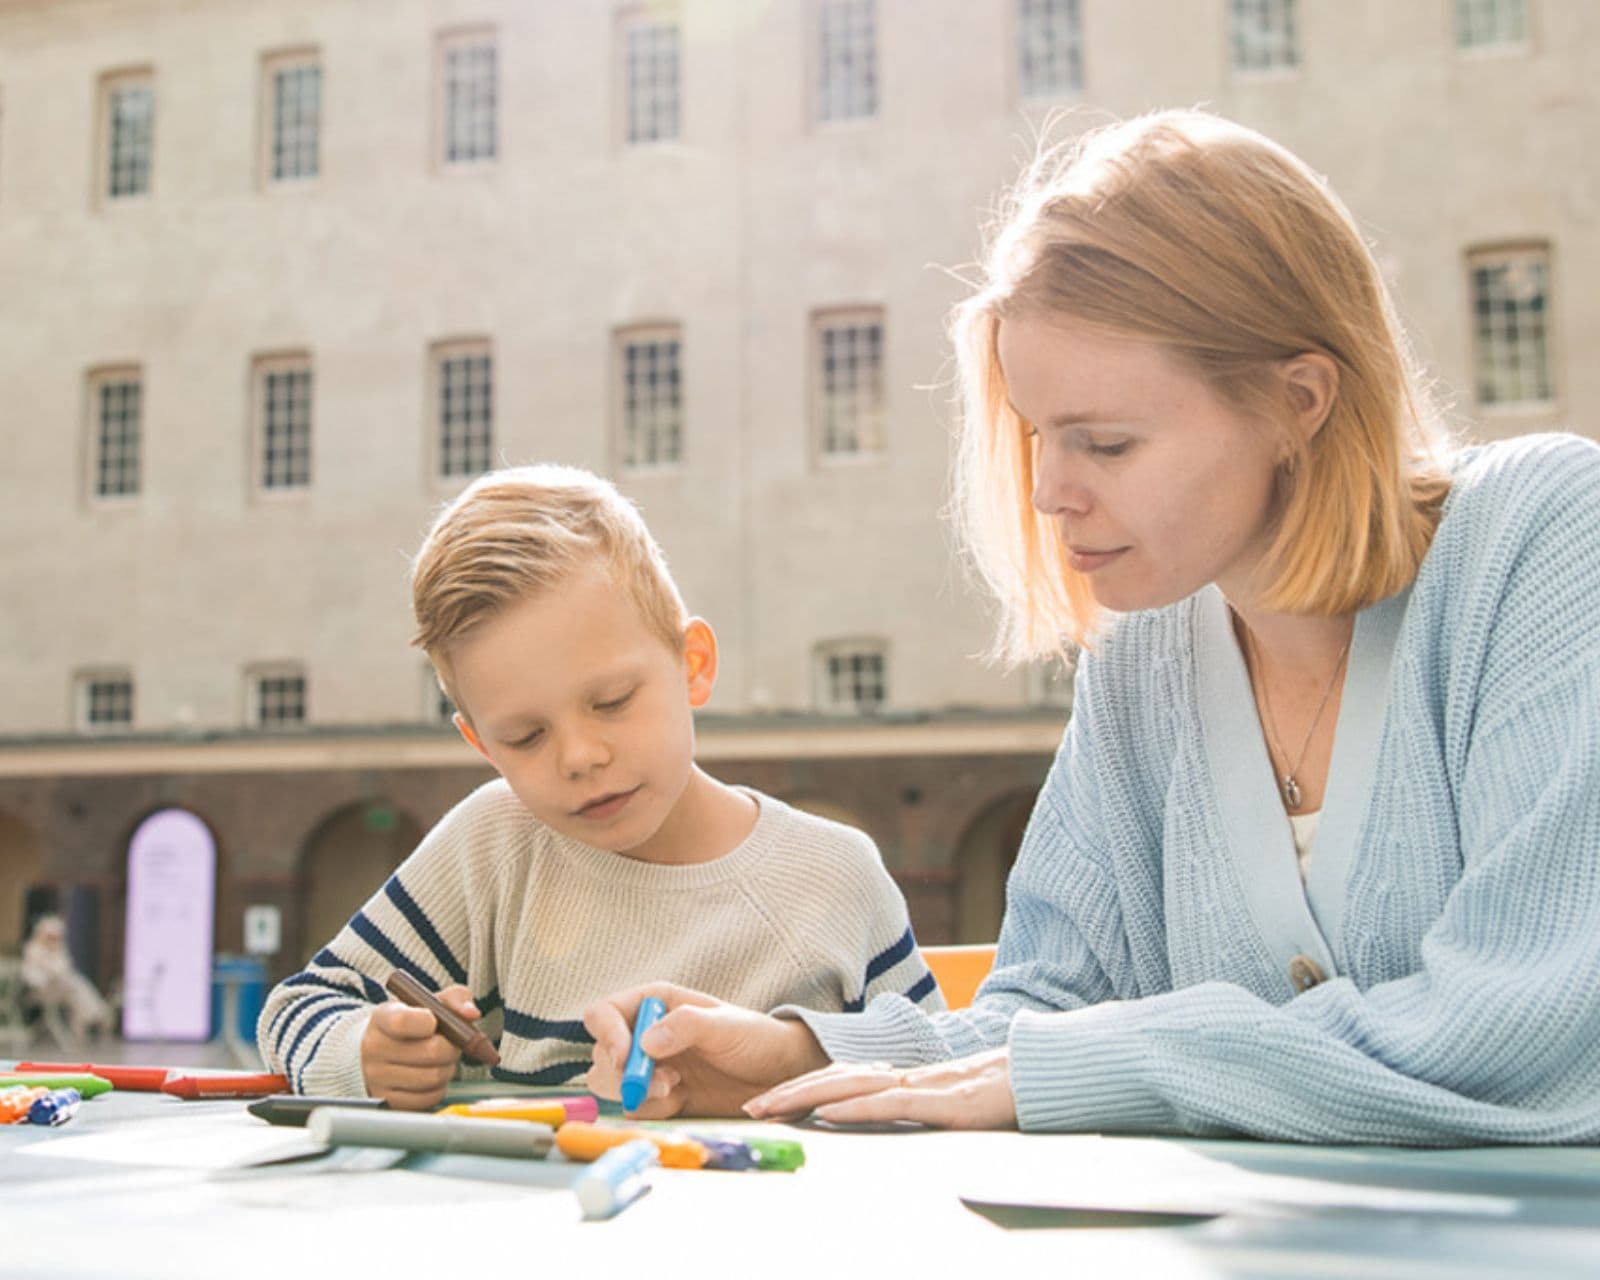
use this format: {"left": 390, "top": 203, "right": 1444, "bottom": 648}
{"left": 15, "top": 1063, "right": 170, "bottom": 1091}
{"left": 555, "top": 1121, "right": 706, "bottom": 1169}
{"left": 27, "top": 1088, "right": 82, "bottom": 1127}
{"left": 0, "top": 1074, "right": 114, "bottom": 1099}
{"left": 161, "top": 1072, "right": 289, "bottom": 1100}
{"left": 383, "top": 970, "right": 501, "bottom": 1068}
{"left": 685, "top": 1134, "right": 760, "bottom": 1171}
{"left": 620, "top": 996, "right": 667, "bottom": 1112}
{"left": 744, "top": 1135, "right": 807, "bottom": 1172}
{"left": 0, "top": 1087, "right": 49, "bottom": 1124}
{"left": 440, "top": 1096, "right": 598, "bottom": 1125}
{"left": 573, "top": 1138, "right": 657, "bottom": 1220}
{"left": 246, "top": 1095, "right": 388, "bottom": 1127}
{"left": 308, "top": 1108, "right": 555, "bottom": 1159}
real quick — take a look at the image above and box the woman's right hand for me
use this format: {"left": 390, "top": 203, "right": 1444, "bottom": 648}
{"left": 583, "top": 983, "right": 830, "bottom": 1118}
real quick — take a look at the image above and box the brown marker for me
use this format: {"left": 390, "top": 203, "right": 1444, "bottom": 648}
{"left": 383, "top": 969, "right": 501, "bottom": 1067}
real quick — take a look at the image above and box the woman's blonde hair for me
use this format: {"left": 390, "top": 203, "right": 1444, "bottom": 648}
{"left": 952, "top": 109, "right": 1452, "bottom": 659}
{"left": 411, "top": 464, "right": 688, "bottom": 714}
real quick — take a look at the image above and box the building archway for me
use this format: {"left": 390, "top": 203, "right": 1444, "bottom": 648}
{"left": 0, "top": 810, "right": 41, "bottom": 953}
{"left": 951, "top": 791, "right": 1035, "bottom": 945}
{"left": 295, "top": 803, "right": 422, "bottom": 962}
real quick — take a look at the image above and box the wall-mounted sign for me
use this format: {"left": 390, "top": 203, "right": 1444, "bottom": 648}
{"left": 243, "top": 904, "right": 281, "bottom": 956}
{"left": 121, "top": 808, "right": 216, "bottom": 1041}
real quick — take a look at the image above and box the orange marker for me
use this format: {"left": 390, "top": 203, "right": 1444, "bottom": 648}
{"left": 440, "top": 1096, "right": 599, "bottom": 1125}
{"left": 0, "top": 1087, "right": 49, "bottom": 1124}
{"left": 556, "top": 1121, "right": 707, "bottom": 1169}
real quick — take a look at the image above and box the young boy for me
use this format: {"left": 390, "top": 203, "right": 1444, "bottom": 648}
{"left": 257, "top": 464, "right": 942, "bottom": 1106}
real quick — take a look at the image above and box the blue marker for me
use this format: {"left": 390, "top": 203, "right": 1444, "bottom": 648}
{"left": 573, "top": 1137, "right": 657, "bottom": 1220}
{"left": 619, "top": 996, "right": 667, "bottom": 1113}
{"left": 28, "top": 1087, "right": 82, "bottom": 1127}
{"left": 687, "top": 1134, "right": 760, "bottom": 1171}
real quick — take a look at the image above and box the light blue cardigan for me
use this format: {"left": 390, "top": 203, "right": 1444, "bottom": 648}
{"left": 794, "top": 433, "right": 1600, "bottom": 1144}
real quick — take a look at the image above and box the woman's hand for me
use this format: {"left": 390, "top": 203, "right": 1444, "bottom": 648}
{"left": 582, "top": 983, "right": 830, "bottom": 1118}
{"left": 744, "top": 1047, "right": 1018, "bottom": 1130}
{"left": 360, "top": 983, "right": 479, "bottom": 1110}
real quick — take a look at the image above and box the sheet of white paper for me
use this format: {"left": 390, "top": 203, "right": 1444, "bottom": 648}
{"left": 19, "top": 1112, "right": 323, "bottom": 1169}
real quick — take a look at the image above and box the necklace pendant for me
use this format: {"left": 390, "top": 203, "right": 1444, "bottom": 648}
{"left": 1282, "top": 775, "right": 1302, "bottom": 809}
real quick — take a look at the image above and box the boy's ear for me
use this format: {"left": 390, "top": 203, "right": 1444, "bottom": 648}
{"left": 453, "top": 711, "right": 496, "bottom": 766}
{"left": 683, "top": 618, "right": 718, "bottom": 709}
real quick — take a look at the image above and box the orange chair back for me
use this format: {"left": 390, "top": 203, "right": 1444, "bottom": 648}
{"left": 921, "top": 944, "right": 997, "bottom": 1010}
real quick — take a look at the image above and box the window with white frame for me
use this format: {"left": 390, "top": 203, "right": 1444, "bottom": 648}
{"left": 264, "top": 52, "right": 321, "bottom": 183}
{"left": 621, "top": 8, "right": 681, "bottom": 145}
{"left": 1230, "top": 0, "right": 1298, "bottom": 72}
{"left": 439, "top": 31, "right": 498, "bottom": 165}
{"left": 77, "top": 672, "right": 134, "bottom": 732}
{"left": 1456, "top": 0, "right": 1527, "bottom": 48}
{"left": 254, "top": 355, "right": 313, "bottom": 490}
{"left": 1017, "top": 0, "right": 1083, "bottom": 98}
{"left": 252, "top": 668, "right": 307, "bottom": 729}
{"left": 1025, "top": 655, "right": 1076, "bottom": 711}
{"left": 816, "top": 0, "right": 877, "bottom": 123}
{"left": 88, "top": 368, "right": 142, "bottom": 499}
{"left": 814, "top": 311, "right": 885, "bottom": 458}
{"left": 1469, "top": 245, "right": 1554, "bottom": 408}
{"left": 101, "top": 71, "right": 154, "bottom": 200}
{"left": 618, "top": 327, "right": 683, "bottom": 469}
{"left": 815, "top": 640, "right": 888, "bottom": 715}
{"left": 433, "top": 342, "right": 494, "bottom": 479}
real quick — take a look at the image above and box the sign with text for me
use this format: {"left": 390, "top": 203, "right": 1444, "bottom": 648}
{"left": 121, "top": 808, "right": 216, "bottom": 1040}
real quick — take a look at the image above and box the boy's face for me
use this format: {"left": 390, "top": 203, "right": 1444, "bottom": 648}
{"left": 446, "top": 562, "right": 714, "bottom": 860}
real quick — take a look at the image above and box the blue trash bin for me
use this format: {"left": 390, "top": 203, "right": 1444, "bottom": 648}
{"left": 210, "top": 954, "right": 268, "bottom": 1043}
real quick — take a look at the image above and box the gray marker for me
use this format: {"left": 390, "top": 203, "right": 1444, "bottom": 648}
{"left": 308, "top": 1108, "right": 554, "bottom": 1158}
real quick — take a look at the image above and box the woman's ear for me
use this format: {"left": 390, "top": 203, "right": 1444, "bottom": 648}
{"left": 1280, "top": 351, "right": 1340, "bottom": 443}
{"left": 683, "top": 618, "right": 718, "bottom": 709}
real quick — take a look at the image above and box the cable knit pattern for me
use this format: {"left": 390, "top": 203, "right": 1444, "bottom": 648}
{"left": 260, "top": 785, "right": 941, "bottom": 1096}
{"left": 791, "top": 433, "right": 1600, "bottom": 1145}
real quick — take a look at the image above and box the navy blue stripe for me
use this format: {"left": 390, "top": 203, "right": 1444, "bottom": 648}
{"left": 267, "top": 972, "right": 370, "bottom": 1042}
{"left": 312, "top": 948, "right": 386, "bottom": 1003}
{"left": 501, "top": 1007, "right": 594, "bottom": 1045}
{"left": 348, "top": 913, "right": 439, "bottom": 990}
{"left": 285, "top": 1000, "right": 360, "bottom": 1087}
{"left": 382, "top": 876, "right": 466, "bottom": 987}
{"left": 477, "top": 987, "right": 502, "bottom": 1017}
{"left": 271, "top": 991, "right": 358, "bottom": 1055}
{"left": 863, "top": 927, "right": 916, "bottom": 985}
{"left": 490, "top": 1060, "right": 590, "bottom": 1087}
{"left": 843, "top": 993, "right": 865, "bottom": 1013}
{"left": 904, "top": 971, "right": 939, "bottom": 1005}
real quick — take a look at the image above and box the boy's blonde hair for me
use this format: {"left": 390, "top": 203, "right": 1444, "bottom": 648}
{"left": 411, "top": 464, "right": 689, "bottom": 713}
{"left": 952, "top": 109, "right": 1453, "bottom": 659}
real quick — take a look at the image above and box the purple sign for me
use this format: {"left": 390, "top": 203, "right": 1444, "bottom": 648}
{"left": 122, "top": 808, "right": 216, "bottom": 1040}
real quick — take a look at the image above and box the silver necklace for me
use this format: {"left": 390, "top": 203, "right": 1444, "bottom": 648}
{"left": 1241, "top": 625, "right": 1352, "bottom": 811}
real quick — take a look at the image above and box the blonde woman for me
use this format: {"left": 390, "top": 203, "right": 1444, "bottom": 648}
{"left": 585, "top": 110, "right": 1600, "bottom": 1144}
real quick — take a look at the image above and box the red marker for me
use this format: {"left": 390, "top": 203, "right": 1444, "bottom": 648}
{"left": 161, "top": 1071, "right": 289, "bottom": 1100}
{"left": 16, "top": 1063, "right": 172, "bottom": 1092}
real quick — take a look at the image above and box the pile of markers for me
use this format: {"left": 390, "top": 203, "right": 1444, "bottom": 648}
{"left": 0, "top": 1084, "right": 82, "bottom": 1126}
{"left": 248, "top": 994, "right": 806, "bottom": 1220}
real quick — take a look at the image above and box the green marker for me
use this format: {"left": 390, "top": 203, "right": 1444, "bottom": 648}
{"left": 743, "top": 1136, "right": 805, "bottom": 1172}
{"left": 0, "top": 1073, "right": 115, "bottom": 1099}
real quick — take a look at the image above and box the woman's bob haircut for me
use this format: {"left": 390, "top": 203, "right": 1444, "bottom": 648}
{"left": 951, "top": 109, "right": 1452, "bottom": 660}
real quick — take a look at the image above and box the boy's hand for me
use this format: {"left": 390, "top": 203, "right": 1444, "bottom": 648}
{"left": 582, "top": 983, "right": 830, "bottom": 1119}
{"left": 361, "top": 983, "right": 480, "bottom": 1110}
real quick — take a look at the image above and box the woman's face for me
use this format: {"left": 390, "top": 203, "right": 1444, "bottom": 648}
{"left": 997, "top": 313, "right": 1286, "bottom": 614}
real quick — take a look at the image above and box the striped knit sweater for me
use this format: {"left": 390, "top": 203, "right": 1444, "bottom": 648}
{"left": 259, "top": 783, "right": 941, "bottom": 1095}
{"left": 792, "top": 433, "right": 1600, "bottom": 1145}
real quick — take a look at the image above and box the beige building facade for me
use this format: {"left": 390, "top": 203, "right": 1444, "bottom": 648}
{"left": 0, "top": 0, "right": 1592, "bottom": 988}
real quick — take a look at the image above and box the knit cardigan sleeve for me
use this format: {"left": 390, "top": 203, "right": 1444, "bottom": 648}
{"left": 784, "top": 667, "right": 1132, "bottom": 1064}
{"left": 1007, "top": 439, "right": 1600, "bottom": 1143}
